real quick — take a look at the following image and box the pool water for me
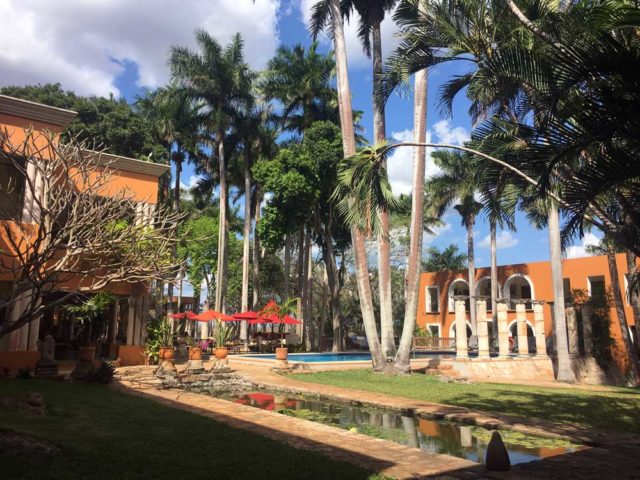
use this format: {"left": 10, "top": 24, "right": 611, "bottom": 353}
{"left": 241, "top": 352, "right": 454, "bottom": 363}
{"left": 220, "top": 390, "right": 581, "bottom": 465}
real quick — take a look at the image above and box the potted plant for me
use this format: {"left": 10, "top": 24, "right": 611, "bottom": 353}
{"left": 187, "top": 336, "right": 203, "bottom": 361}
{"left": 262, "top": 298, "right": 299, "bottom": 362}
{"left": 213, "top": 320, "right": 233, "bottom": 360}
{"left": 157, "top": 320, "right": 175, "bottom": 362}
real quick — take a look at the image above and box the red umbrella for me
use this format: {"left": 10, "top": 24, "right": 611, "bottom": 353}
{"left": 193, "top": 310, "right": 234, "bottom": 322}
{"left": 247, "top": 313, "right": 279, "bottom": 325}
{"left": 280, "top": 314, "right": 302, "bottom": 325}
{"left": 258, "top": 300, "right": 280, "bottom": 315}
{"left": 232, "top": 310, "right": 260, "bottom": 320}
{"left": 169, "top": 311, "right": 198, "bottom": 320}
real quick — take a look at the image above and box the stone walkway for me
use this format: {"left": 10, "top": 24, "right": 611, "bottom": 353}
{"left": 114, "top": 363, "right": 640, "bottom": 479}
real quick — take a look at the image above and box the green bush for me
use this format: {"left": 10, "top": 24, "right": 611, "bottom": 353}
{"left": 88, "top": 361, "right": 116, "bottom": 384}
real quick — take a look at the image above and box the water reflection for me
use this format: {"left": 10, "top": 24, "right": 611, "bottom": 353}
{"left": 228, "top": 391, "right": 578, "bottom": 465}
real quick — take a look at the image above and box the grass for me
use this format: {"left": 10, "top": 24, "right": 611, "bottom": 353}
{"left": 290, "top": 370, "right": 640, "bottom": 435}
{"left": 0, "top": 379, "right": 374, "bottom": 479}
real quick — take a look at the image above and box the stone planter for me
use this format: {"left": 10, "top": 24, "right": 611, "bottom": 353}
{"left": 275, "top": 347, "right": 288, "bottom": 361}
{"left": 77, "top": 346, "right": 96, "bottom": 363}
{"left": 188, "top": 346, "right": 203, "bottom": 361}
{"left": 159, "top": 347, "right": 175, "bottom": 360}
{"left": 156, "top": 347, "right": 176, "bottom": 376}
{"left": 214, "top": 347, "right": 228, "bottom": 360}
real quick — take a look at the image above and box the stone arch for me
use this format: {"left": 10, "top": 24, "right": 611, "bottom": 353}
{"left": 449, "top": 321, "right": 473, "bottom": 339}
{"left": 448, "top": 278, "right": 470, "bottom": 312}
{"left": 508, "top": 319, "right": 536, "bottom": 352}
{"left": 503, "top": 273, "right": 535, "bottom": 309}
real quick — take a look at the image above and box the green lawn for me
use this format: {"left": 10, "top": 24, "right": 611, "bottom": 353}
{"left": 290, "top": 370, "right": 640, "bottom": 435}
{"left": 0, "top": 379, "right": 374, "bottom": 480}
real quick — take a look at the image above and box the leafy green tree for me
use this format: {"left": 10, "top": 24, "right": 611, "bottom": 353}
{"left": 0, "top": 83, "right": 165, "bottom": 160}
{"left": 422, "top": 245, "right": 468, "bottom": 272}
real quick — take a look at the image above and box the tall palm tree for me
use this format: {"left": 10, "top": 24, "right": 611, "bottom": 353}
{"left": 311, "top": 0, "right": 399, "bottom": 358}
{"left": 319, "top": 0, "right": 386, "bottom": 370}
{"left": 170, "top": 31, "right": 254, "bottom": 313}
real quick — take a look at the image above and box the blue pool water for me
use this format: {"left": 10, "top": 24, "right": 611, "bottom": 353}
{"left": 241, "top": 352, "right": 453, "bottom": 363}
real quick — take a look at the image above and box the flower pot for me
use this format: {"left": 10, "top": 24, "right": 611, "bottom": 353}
{"left": 275, "top": 347, "right": 288, "bottom": 361}
{"left": 78, "top": 346, "right": 96, "bottom": 362}
{"left": 188, "top": 346, "right": 203, "bottom": 360}
{"left": 159, "top": 347, "right": 175, "bottom": 360}
{"left": 214, "top": 347, "right": 228, "bottom": 360}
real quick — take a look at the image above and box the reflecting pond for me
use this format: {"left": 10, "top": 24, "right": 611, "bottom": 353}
{"left": 221, "top": 390, "right": 582, "bottom": 465}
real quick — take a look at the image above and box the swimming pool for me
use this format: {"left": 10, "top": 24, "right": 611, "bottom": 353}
{"left": 240, "top": 352, "right": 453, "bottom": 363}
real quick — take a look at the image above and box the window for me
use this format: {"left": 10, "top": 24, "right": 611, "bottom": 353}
{"left": 504, "top": 275, "right": 534, "bottom": 310}
{"left": 425, "top": 286, "right": 439, "bottom": 313}
{"left": 588, "top": 276, "right": 606, "bottom": 305}
{"left": 426, "top": 324, "right": 440, "bottom": 337}
{"left": 448, "top": 279, "right": 470, "bottom": 312}
{"left": 0, "top": 158, "right": 25, "bottom": 220}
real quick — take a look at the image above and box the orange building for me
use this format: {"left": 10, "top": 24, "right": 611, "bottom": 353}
{"left": 416, "top": 253, "right": 638, "bottom": 373}
{"left": 0, "top": 94, "right": 169, "bottom": 371}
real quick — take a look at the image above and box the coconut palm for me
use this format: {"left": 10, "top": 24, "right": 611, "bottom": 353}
{"left": 319, "top": 0, "right": 386, "bottom": 370}
{"left": 170, "top": 31, "right": 254, "bottom": 313}
{"left": 310, "top": 0, "right": 400, "bottom": 358}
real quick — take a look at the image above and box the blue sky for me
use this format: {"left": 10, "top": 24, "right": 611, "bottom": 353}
{"left": 2, "top": 0, "right": 599, "bottom": 275}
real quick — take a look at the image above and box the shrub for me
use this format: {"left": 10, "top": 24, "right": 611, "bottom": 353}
{"left": 88, "top": 360, "right": 116, "bottom": 384}
{"left": 16, "top": 368, "right": 32, "bottom": 380}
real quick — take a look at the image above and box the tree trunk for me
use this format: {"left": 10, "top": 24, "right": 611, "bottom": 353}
{"left": 306, "top": 232, "right": 314, "bottom": 349}
{"left": 626, "top": 251, "right": 640, "bottom": 353}
{"left": 490, "top": 218, "right": 498, "bottom": 343}
{"left": 322, "top": 230, "right": 343, "bottom": 352}
{"left": 371, "top": 21, "right": 395, "bottom": 359}
{"left": 467, "top": 215, "right": 477, "bottom": 334}
{"left": 302, "top": 228, "right": 312, "bottom": 350}
{"left": 329, "top": 0, "right": 385, "bottom": 370}
{"left": 548, "top": 203, "right": 575, "bottom": 382}
{"left": 215, "top": 137, "right": 227, "bottom": 312}
{"left": 240, "top": 148, "right": 251, "bottom": 340}
{"left": 252, "top": 190, "right": 262, "bottom": 310}
{"left": 283, "top": 234, "right": 292, "bottom": 300}
{"left": 607, "top": 245, "right": 640, "bottom": 384}
{"left": 395, "top": 68, "right": 428, "bottom": 373}
{"left": 221, "top": 194, "right": 230, "bottom": 312}
{"left": 297, "top": 224, "right": 305, "bottom": 319}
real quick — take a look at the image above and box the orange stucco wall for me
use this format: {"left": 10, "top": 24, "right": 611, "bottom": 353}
{"left": 0, "top": 108, "right": 161, "bottom": 298}
{"left": 417, "top": 253, "right": 637, "bottom": 373}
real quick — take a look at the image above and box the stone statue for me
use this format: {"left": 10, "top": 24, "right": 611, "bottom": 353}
{"left": 36, "top": 335, "right": 56, "bottom": 364}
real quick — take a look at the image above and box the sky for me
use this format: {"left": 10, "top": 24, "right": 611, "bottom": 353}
{"left": 0, "top": 0, "right": 600, "bottom": 284}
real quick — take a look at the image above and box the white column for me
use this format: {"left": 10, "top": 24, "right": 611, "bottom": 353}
{"left": 476, "top": 297, "right": 490, "bottom": 358}
{"left": 515, "top": 301, "right": 529, "bottom": 356}
{"left": 532, "top": 300, "right": 547, "bottom": 356}
{"left": 454, "top": 296, "right": 468, "bottom": 358}
{"left": 497, "top": 299, "right": 510, "bottom": 357}
{"left": 566, "top": 306, "right": 580, "bottom": 355}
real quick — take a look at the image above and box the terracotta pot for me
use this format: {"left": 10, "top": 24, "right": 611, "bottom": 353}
{"left": 78, "top": 346, "right": 96, "bottom": 362}
{"left": 275, "top": 347, "right": 288, "bottom": 361}
{"left": 189, "top": 346, "right": 203, "bottom": 360}
{"left": 214, "top": 347, "right": 228, "bottom": 360}
{"left": 159, "top": 347, "right": 175, "bottom": 360}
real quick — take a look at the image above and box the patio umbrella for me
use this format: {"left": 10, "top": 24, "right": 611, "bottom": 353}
{"left": 169, "top": 311, "right": 197, "bottom": 320}
{"left": 232, "top": 310, "right": 260, "bottom": 320}
{"left": 193, "top": 310, "right": 234, "bottom": 322}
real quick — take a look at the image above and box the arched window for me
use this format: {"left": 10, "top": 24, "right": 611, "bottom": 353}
{"left": 508, "top": 320, "right": 536, "bottom": 352}
{"left": 475, "top": 277, "right": 499, "bottom": 310}
{"left": 448, "top": 279, "right": 470, "bottom": 312}
{"left": 449, "top": 322, "right": 473, "bottom": 339}
{"left": 503, "top": 274, "right": 535, "bottom": 310}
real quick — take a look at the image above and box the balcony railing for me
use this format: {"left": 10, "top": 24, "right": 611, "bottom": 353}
{"left": 412, "top": 336, "right": 455, "bottom": 352}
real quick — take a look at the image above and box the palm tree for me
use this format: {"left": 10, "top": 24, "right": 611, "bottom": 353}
{"left": 311, "top": 0, "right": 399, "bottom": 358}
{"left": 319, "top": 0, "right": 386, "bottom": 370}
{"left": 170, "top": 31, "right": 254, "bottom": 313}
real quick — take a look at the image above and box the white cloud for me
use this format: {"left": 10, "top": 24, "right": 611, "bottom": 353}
{"left": 386, "top": 120, "right": 470, "bottom": 196}
{"left": 0, "top": 0, "right": 281, "bottom": 97}
{"left": 479, "top": 231, "right": 519, "bottom": 249}
{"left": 180, "top": 174, "right": 204, "bottom": 191}
{"left": 299, "top": 0, "right": 400, "bottom": 70}
{"left": 566, "top": 232, "right": 601, "bottom": 259}
{"left": 432, "top": 119, "right": 470, "bottom": 145}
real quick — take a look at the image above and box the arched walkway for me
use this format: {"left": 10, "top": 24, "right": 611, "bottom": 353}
{"left": 475, "top": 276, "right": 500, "bottom": 310}
{"left": 448, "top": 279, "right": 470, "bottom": 312}
{"left": 503, "top": 274, "right": 534, "bottom": 310}
{"left": 508, "top": 319, "right": 536, "bottom": 352}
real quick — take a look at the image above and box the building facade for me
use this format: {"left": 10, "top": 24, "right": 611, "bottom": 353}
{"left": 0, "top": 94, "right": 169, "bottom": 371}
{"left": 417, "top": 253, "right": 638, "bottom": 373}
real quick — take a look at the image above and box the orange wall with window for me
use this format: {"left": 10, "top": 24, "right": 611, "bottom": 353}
{"left": 417, "top": 253, "right": 637, "bottom": 373}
